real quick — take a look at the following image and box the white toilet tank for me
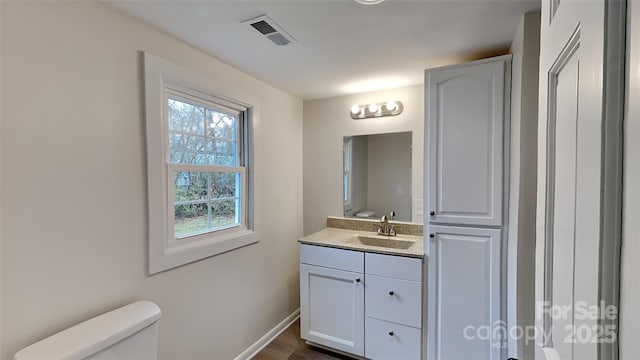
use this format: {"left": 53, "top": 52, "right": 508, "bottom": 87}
{"left": 14, "top": 301, "right": 162, "bottom": 360}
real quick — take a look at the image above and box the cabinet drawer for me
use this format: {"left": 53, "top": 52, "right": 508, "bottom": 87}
{"left": 365, "top": 274, "right": 422, "bottom": 328}
{"left": 365, "top": 317, "right": 421, "bottom": 360}
{"left": 300, "top": 244, "right": 364, "bottom": 273}
{"left": 366, "top": 253, "right": 422, "bottom": 281}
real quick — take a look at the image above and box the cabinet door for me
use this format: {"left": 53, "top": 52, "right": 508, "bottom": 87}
{"left": 426, "top": 58, "right": 506, "bottom": 226}
{"left": 427, "top": 225, "right": 502, "bottom": 360}
{"left": 300, "top": 264, "right": 364, "bottom": 356}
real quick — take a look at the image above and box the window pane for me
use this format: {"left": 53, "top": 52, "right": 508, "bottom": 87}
{"left": 169, "top": 134, "right": 206, "bottom": 165}
{"left": 207, "top": 112, "right": 237, "bottom": 141}
{"left": 173, "top": 170, "right": 242, "bottom": 239}
{"left": 210, "top": 199, "right": 238, "bottom": 228}
{"left": 168, "top": 96, "right": 239, "bottom": 166}
{"left": 210, "top": 172, "right": 239, "bottom": 198}
{"left": 168, "top": 98, "right": 205, "bottom": 136}
{"left": 344, "top": 174, "right": 348, "bottom": 202}
{"left": 174, "top": 171, "right": 207, "bottom": 202}
{"left": 206, "top": 138, "right": 238, "bottom": 166}
{"left": 174, "top": 203, "right": 208, "bottom": 238}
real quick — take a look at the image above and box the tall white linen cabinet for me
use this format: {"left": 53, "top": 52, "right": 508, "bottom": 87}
{"left": 425, "top": 55, "right": 511, "bottom": 360}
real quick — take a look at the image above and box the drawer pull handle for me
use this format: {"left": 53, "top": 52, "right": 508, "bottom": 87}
{"left": 355, "top": 278, "right": 361, "bottom": 283}
{"left": 388, "top": 331, "right": 394, "bottom": 336}
{"left": 389, "top": 291, "right": 395, "bottom": 296}
{"left": 429, "top": 233, "right": 435, "bottom": 238}
{"left": 429, "top": 211, "right": 435, "bottom": 216}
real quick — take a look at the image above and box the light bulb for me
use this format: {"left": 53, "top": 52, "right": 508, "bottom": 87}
{"left": 351, "top": 105, "right": 362, "bottom": 115}
{"left": 368, "top": 103, "right": 379, "bottom": 113}
{"left": 386, "top": 101, "right": 397, "bottom": 111}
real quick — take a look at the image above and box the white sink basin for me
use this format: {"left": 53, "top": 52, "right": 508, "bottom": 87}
{"left": 348, "top": 235, "right": 415, "bottom": 250}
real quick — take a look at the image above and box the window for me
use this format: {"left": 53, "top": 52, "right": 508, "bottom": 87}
{"left": 144, "top": 53, "right": 257, "bottom": 274}
{"left": 343, "top": 137, "right": 353, "bottom": 211}
{"left": 167, "top": 91, "right": 244, "bottom": 239}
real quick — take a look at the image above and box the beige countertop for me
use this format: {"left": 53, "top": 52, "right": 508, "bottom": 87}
{"left": 299, "top": 227, "right": 424, "bottom": 258}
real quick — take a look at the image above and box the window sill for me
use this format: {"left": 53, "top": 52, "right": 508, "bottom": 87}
{"left": 149, "top": 229, "right": 259, "bottom": 274}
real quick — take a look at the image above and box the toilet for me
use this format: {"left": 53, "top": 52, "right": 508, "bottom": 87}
{"left": 14, "top": 301, "right": 162, "bottom": 360}
{"left": 355, "top": 210, "right": 376, "bottom": 218}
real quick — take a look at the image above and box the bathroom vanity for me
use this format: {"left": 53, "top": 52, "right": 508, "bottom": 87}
{"left": 299, "top": 225, "right": 424, "bottom": 359}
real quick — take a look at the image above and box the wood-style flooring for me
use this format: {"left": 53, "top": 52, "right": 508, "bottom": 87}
{"left": 252, "top": 319, "right": 354, "bottom": 360}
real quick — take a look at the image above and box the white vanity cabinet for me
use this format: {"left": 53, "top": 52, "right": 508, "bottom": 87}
{"left": 365, "top": 253, "right": 423, "bottom": 360}
{"left": 299, "top": 244, "right": 423, "bottom": 359}
{"left": 300, "top": 244, "right": 365, "bottom": 356}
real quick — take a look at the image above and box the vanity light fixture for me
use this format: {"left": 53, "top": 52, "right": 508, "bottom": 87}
{"left": 350, "top": 100, "right": 403, "bottom": 119}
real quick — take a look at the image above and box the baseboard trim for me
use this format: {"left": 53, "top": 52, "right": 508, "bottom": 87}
{"left": 234, "top": 308, "right": 301, "bottom": 360}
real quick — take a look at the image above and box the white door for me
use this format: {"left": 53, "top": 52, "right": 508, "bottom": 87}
{"left": 535, "top": 0, "right": 622, "bottom": 359}
{"left": 427, "top": 225, "right": 502, "bottom": 360}
{"left": 300, "top": 264, "right": 364, "bottom": 356}
{"left": 426, "top": 57, "right": 507, "bottom": 227}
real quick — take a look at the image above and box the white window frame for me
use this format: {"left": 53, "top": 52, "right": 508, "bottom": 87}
{"left": 144, "top": 53, "right": 258, "bottom": 274}
{"left": 164, "top": 87, "right": 246, "bottom": 241}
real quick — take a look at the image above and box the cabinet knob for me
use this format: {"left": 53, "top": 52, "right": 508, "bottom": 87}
{"left": 429, "top": 233, "right": 435, "bottom": 238}
{"left": 429, "top": 211, "right": 435, "bottom": 216}
{"left": 389, "top": 291, "right": 395, "bottom": 296}
{"left": 388, "top": 331, "right": 394, "bottom": 336}
{"left": 355, "top": 278, "right": 361, "bottom": 283}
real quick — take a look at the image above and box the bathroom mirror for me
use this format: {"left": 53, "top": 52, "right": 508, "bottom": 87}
{"left": 343, "top": 132, "right": 412, "bottom": 221}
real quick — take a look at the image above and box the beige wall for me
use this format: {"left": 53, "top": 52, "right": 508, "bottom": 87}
{"left": 0, "top": 2, "right": 303, "bottom": 360}
{"left": 303, "top": 85, "right": 424, "bottom": 235}
{"left": 620, "top": 0, "right": 640, "bottom": 358}
{"left": 507, "top": 11, "right": 540, "bottom": 360}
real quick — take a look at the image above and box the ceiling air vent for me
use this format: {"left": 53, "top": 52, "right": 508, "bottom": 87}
{"left": 242, "top": 15, "right": 297, "bottom": 46}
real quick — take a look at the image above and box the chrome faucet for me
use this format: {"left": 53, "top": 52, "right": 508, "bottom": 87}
{"left": 377, "top": 212, "right": 397, "bottom": 236}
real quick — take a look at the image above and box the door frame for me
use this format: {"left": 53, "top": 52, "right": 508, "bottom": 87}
{"left": 598, "top": 0, "right": 626, "bottom": 359}
{"left": 535, "top": 0, "right": 626, "bottom": 359}
{"left": 619, "top": 0, "right": 640, "bottom": 357}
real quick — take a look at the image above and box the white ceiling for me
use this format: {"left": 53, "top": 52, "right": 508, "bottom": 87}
{"left": 106, "top": 0, "right": 540, "bottom": 100}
